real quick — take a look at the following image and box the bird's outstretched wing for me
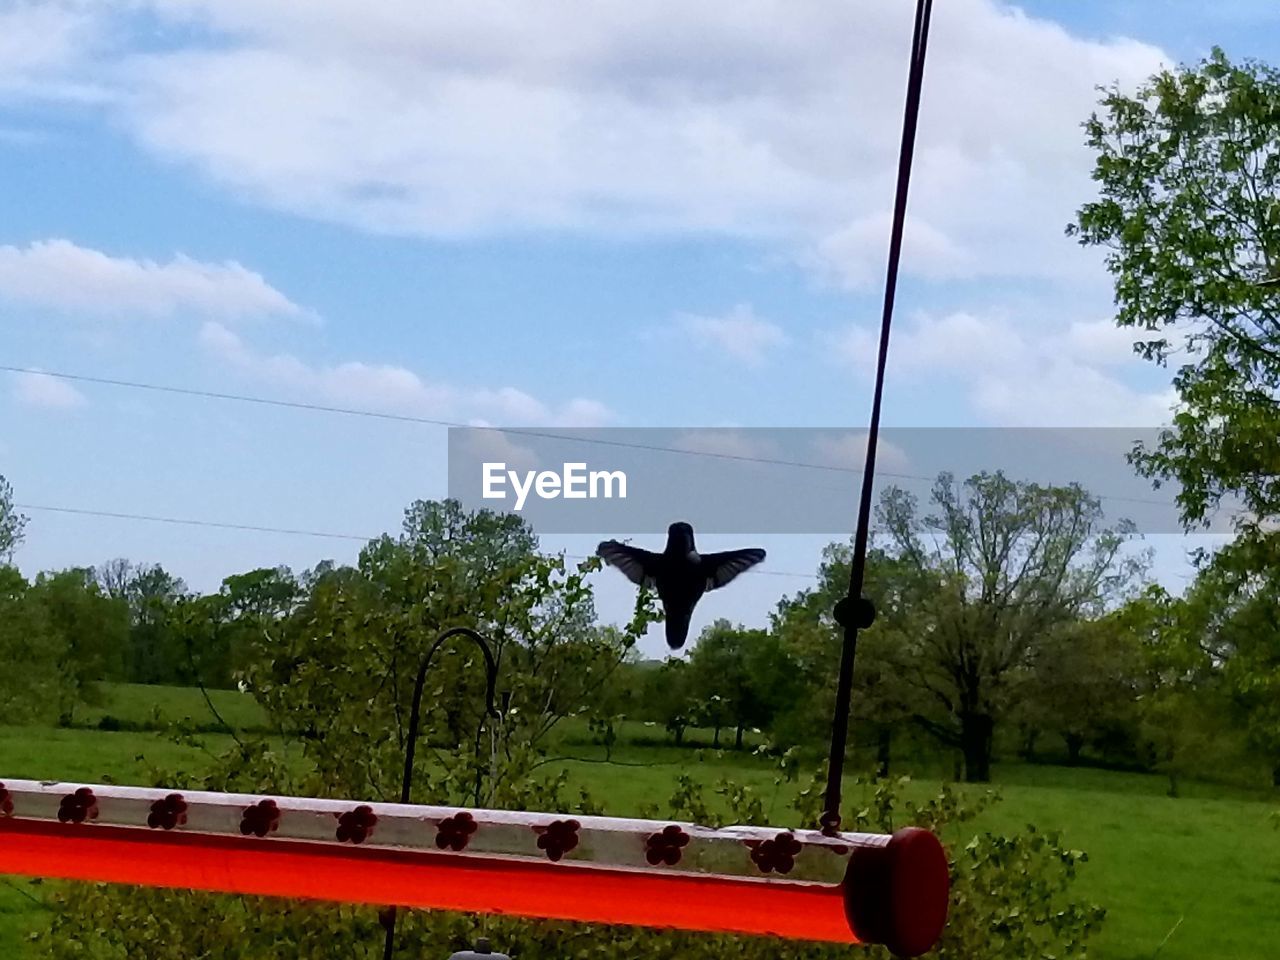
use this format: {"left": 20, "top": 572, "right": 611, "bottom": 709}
{"left": 700, "top": 548, "right": 766, "bottom": 590}
{"left": 596, "top": 540, "right": 661, "bottom": 588}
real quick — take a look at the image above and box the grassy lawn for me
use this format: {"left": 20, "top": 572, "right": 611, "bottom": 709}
{"left": 2, "top": 685, "right": 1278, "bottom": 959}
{"left": 72, "top": 682, "right": 273, "bottom": 733}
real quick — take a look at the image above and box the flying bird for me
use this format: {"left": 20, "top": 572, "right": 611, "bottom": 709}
{"left": 596, "top": 522, "right": 766, "bottom": 649}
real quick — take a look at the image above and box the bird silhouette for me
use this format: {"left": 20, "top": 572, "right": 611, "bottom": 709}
{"left": 596, "top": 522, "right": 766, "bottom": 649}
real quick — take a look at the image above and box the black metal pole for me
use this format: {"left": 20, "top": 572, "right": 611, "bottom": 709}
{"left": 820, "top": 0, "right": 935, "bottom": 836}
{"left": 382, "top": 626, "right": 501, "bottom": 960}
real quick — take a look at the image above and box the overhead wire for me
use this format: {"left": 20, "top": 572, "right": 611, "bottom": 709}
{"left": 13, "top": 502, "right": 825, "bottom": 580}
{"left": 0, "top": 363, "right": 1207, "bottom": 513}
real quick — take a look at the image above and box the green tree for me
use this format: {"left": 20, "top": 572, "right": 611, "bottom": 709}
{"left": 1168, "top": 535, "right": 1280, "bottom": 786}
{"left": 1014, "top": 613, "right": 1146, "bottom": 765}
{"left": 126, "top": 563, "right": 190, "bottom": 685}
{"left": 583, "top": 631, "right": 644, "bottom": 760}
{"left": 878, "top": 471, "right": 1143, "bottom": 782}
{"left": 1070, "top": 48, "right": 1280, "bottom": 539}
{"left": 232, "top": 499, "right": 653, "bottom": 801}
{"left": 689, "top": 620, "right": 800, "bottom": 750}
{"left": 0, "top": 566, "right": 62, "bottom": 723}
{"left": 0, "top": 472, "right": 27, "bottom": 564}
{"left": 96, "top": 560, "right": 192, "bottom": 685}
{"left": 772, "top": 541, "right": 924, "bottom": 775}
{"left": 688, "top": 622, "right": 738, "bottom": 748}
{"left": 643, "top": 657, "right": 699, "bottom": 746}
{"left": 168, "top": 567, "right": 302, "bottom": 694}
{"left": 27, "top": 567, "right": 130, "bottom": 723}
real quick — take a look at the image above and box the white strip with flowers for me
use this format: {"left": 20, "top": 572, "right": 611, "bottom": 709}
{"left": 0, "top": 778, "right": 890, "bottom": 884}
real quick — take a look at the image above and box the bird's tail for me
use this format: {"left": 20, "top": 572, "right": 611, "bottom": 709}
{"left": 664, "top": 608, "right": 692, "bottom": 650}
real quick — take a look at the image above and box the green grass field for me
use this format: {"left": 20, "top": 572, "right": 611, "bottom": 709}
{"left": 2, "top": 684, "right": 1278, "bottom": 959}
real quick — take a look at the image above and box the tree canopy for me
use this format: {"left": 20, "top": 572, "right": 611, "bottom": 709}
{"left": 1070, "top": 48, "right": 1280, "bottom": 536}
{"left": 0, "top": 473, "right": 27, "bottom": 564}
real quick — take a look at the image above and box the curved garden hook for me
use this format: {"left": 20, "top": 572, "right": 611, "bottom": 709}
{"left": 383, "top": 625, "right": 503, "bottom": 960}
{"left": 399, "top": 626, "right": 502, "bottom": 805}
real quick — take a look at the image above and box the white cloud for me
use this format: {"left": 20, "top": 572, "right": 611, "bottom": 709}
{"left": 0, "top": 239, "right": 306, "bottom": 321}
{"left": 828, "top": 310, "right": 1178, "bottom": 427}
{"left": 671, "top": 429, "right": 779, "bottom": 461}
{"left": 0, "top": 4, "right": 106, "bottom": 99}
{"left": 200, "top": 322, "right": 614, "bottom": 428}
{"left": 813, "top": 212, "right": 974, "bottom": 289}
{"left": 1061, "top": 319, "right": 1149, "bottom": 366}
{"left": 970, "top": 365, "right": 1177, "bottom": 427}
{"left": 677, "top": 304, "right": 788, "bottom": 366}
{"left": 11, "top": 1, "right": 1168, "bottom": 284}
{"left": 824, "top": 310, "right": 1027, "bottom": 380}
{"left": 9, "top": 370, "right": 86, "bottom": 410}
{"left": 811, "top": 431, "right": 911, "bottom": 474}
{"left": 457, "top": 428, "right": 541, "bottom": 474}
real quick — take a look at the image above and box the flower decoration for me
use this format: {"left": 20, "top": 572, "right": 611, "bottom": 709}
{"left": 57, "top": 788, "right": 98, "bottom": 824}
{"left": 436, "top": 812, "right": 478, "bottom": 852}
{"left": 240, "top": 799, "right": 281, "bottom": 838}
{"left": 644, "top": 824, "right": 690, "bottom": 866}
{"left": 336, "top": 805, "right": 378, "bottom": 844}
{"left": 147, "top": 794, "right": 188, "bottom": 830}
{"left": 534, "top": 818, "right": 581, "bottom": 862}
{"left": 747, "top": 831, "right": 803, "bottom": 874}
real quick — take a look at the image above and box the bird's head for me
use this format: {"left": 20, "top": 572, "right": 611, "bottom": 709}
{"left": 666, "top": 521, "right": 696, "bottom": 555}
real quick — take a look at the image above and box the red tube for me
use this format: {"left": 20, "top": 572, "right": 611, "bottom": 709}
{"left": 1, "top": 818, "right": 856, "bottom": 942}
{"left": 0, "top": 773, "right": 951, "bottom": 957}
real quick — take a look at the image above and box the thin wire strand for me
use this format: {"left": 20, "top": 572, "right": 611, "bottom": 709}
{"left": 15, "top": 502, "right": 372, "bottom": 542}
{"left": 14, "top": 501, "right": 823, "bottom": 579}
{"left": 0, "top": 363, "right": 1195, "bottom": 512}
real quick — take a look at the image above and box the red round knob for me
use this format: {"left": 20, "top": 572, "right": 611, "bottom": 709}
{"left": 842, "top": 827, "right": 949, "bottom": 958}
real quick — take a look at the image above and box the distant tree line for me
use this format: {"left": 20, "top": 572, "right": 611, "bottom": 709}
{"left": 5, "top": 464, "right": 1278, "bottom": 791}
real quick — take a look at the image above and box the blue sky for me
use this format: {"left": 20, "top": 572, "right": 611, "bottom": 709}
{"left": 2, "top": 1, "right": 1276, "bottom": 657}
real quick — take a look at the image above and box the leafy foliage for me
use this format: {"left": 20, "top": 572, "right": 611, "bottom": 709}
{"left": 875, "top": 471, "right": 1142, "bottom": 781}
{"left": 686, "top": 620, "right": 800, "bottom": 750}
{"left": 1070, "top": 47, "right": 1280, "bottom": 536}
{"left": 26, "top": 568, "right": 130, "bottom": 724}
{"left": 0, "top": 473, "right": 27, "bottom": 564}
{"left": 0, "top": 566, "right": 63, "bottom": 724}
{"left": 31, "top": 500, "right": 1107, "bottom": 960}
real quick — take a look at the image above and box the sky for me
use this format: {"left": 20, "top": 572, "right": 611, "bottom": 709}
{"left": 2, "top": 0, "right": 1277, "bottom": 658}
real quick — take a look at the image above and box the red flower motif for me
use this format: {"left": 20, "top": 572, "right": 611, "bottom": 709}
{"left": 57, "top": 788, "right": 98, "bottom": 824}
{"left": 436, "top": 812, "right": 478, "bottom": 852}
{"left": 336, "top": 805, "right": 377, "bottom": 844}
{"left": 645, "top": 824, "right": 690, "bottom": 866}
{"left": 747, "top": 831, "right": 803, "bottom": 874}
{"left": 0, "top": 783, "right": 12, "bottom": 817}
{"left": 240, "top": 799, "right": 281, "bottom": 838}
{"left": 534, "top": 819, "right": 580, "bottom": 862}
{"left": 147, "top": 794, "right": 188, "bottom": 831}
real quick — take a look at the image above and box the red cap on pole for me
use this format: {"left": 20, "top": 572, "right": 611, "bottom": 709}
{"left": 844, "top": 827, "right": 950, "bottom": 958}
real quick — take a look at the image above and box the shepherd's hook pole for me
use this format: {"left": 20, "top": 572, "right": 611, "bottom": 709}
{"left": 382, "top": 627, "right": 501, "bottom": 960}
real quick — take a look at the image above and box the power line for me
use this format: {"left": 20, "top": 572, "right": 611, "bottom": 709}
{"left": 0, "top": 364, "right": 1187, "bottom": 511}
{"left": 16, "top": 503, "right": 372, "bottom": 542}
{"left": 14, "top": 502, "right": 823, "bottom": 580}
{"left": 0, "top": 365, "right": 878, "bottom": 475}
